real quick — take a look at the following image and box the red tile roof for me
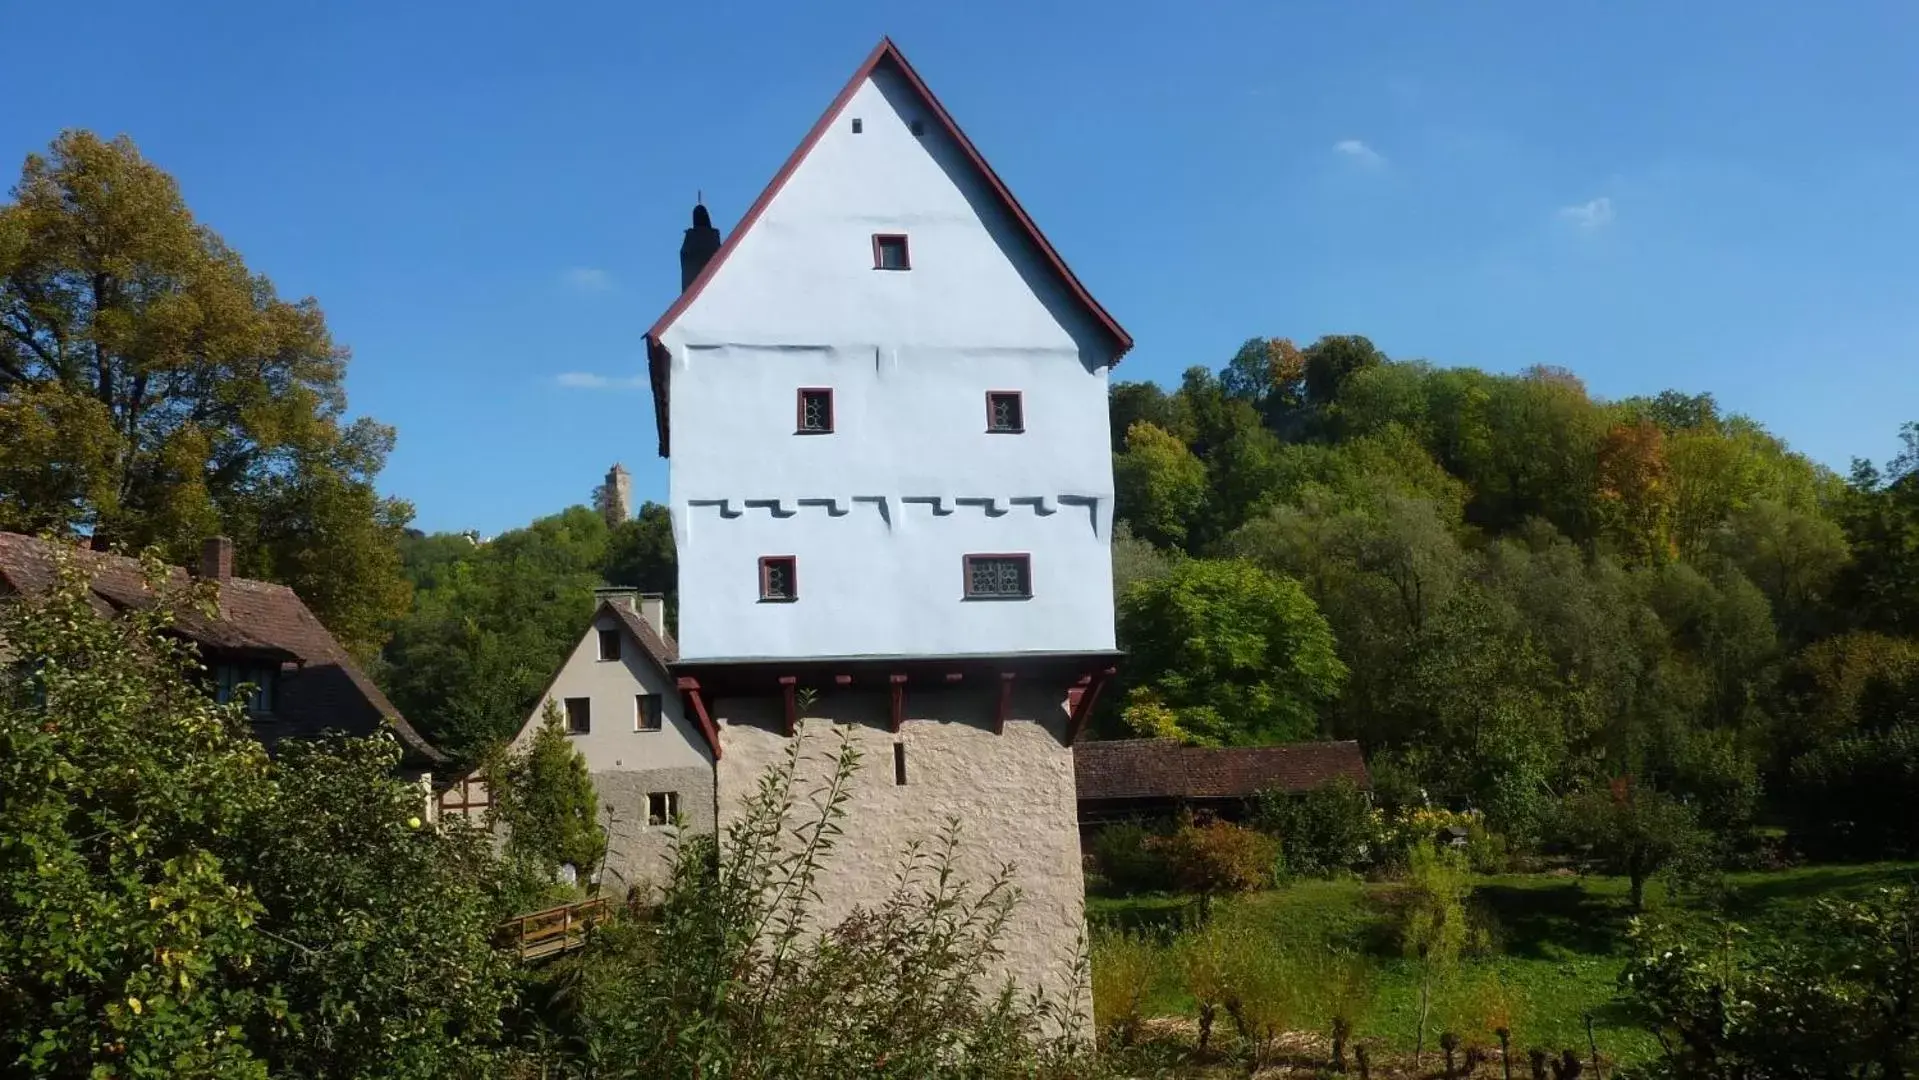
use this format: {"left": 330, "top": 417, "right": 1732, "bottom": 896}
{"left": 1075, "top": 739, "right": 1370, "bottom": 802}
{"left": 644, "top": 37, "right": 1132, "bottom": 457}
{"left": 0, "top": 532, "right": 445, "bottom": 766}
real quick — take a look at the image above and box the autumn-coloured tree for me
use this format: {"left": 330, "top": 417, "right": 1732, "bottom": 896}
{"left": 0, "top": 131, "right": 411, "bottom": 657}
{"left": 1596, "top": 419, "right": 1676, "bottom": 565}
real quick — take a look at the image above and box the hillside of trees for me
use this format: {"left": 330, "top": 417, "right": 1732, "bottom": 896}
{"left": 7, "top": 131, "right": 1915, "bottom": 864}
{"left": 1107, "top": 336, "right": 1919, "bottom": 859}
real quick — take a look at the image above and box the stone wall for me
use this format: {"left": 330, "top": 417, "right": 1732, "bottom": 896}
{"left": 593, "top": 765, "right": 715, "bottom": 902}
{"left": 711, "top": 683, "right": 1089, "bottom": 1014}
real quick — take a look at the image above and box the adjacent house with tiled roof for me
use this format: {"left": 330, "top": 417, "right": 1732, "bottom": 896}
{"left": 439, "top": 588, "right": 712, "bottom": 898}
{"left": 1074, "top": 738, "right": 1371, "bottom": 827}
{"left": 0, "top": 531, "right": 445, "bottom": 773}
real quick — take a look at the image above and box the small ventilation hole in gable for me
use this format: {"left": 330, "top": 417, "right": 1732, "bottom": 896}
{"left": 851, "top": 118, "right": 862, "bottom": 134}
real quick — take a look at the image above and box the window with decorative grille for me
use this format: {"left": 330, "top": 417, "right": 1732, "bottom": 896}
{"left": 963, "top": 554, "right": 1031, "bottom": 599}
{"left": 796, "top": 388, "right": 833, "bottom": 433}
{"left": 760, "top": 556, "right": 798, "bottom": 601}
{"left": 986, "top": 391, "right": 1024, "bottom": 433}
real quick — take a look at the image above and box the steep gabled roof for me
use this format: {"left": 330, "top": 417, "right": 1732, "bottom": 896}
{"left": 0, "top": 532, "right": 446, "bottom": 767}
{"left": 505, "top": 599, "right": 719, "bottom": 761}
{"left": 1075, "top": 739, "right": 1371, "bottom": 802}
{"left": 644, "top": 36, "right": 1133, "bottom": 457}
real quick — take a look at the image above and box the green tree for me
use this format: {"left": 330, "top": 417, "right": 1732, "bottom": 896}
{"left": 1558, "top": 778, "right": 1710, "bottom": 910}
{"left": 1397, "top": 842, "right": 1477, "bottom": 1065}
{"left": 1301, "top": 333, "right": 1385, "bottom": 407}
{"left": 1117, "top": 558, "right": 1347, "bottom": 745}
{"left": 494, "top": 704, "right": 607, "bottom": 884}
{"left": 0, "top": 131, "right": 412, "bottom": 659}
{"left": 0, "top": 545, "right": 515, "bottom": 1079}
{"left": 1114, "top": 420, "right": 1208, "bottom": 550}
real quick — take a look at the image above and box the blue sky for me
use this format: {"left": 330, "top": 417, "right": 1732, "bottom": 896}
{"left": 5, "top": 1, "right": 1917, "bottom": 534}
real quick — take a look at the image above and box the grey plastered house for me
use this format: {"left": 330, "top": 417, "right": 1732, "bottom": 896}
{"left": 445, "top": 588, "right": 719, "bottom": 899}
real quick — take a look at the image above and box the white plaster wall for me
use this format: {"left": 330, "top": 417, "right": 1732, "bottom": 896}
{"left": 712, "top": 688, "right": 1090, "bottom": 1016}
{"left": 663, "top": 64, "right": 1117, "bottom": 661}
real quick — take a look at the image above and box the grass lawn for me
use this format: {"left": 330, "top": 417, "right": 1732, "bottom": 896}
{"left": 1088, "top": 861, "right": 1919, "bottom": 1068}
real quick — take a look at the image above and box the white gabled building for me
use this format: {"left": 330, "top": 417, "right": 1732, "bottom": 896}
{"left": 639, "top": 37, "right": 1131, "bottom": 1008}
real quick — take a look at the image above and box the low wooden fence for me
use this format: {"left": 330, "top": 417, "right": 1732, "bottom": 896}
{"left": 498, "top": 897, "right": 609, "bottom": 961}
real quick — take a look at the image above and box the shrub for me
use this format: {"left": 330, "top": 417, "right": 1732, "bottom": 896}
{"left": 1090, "top": 820, "right": 1173, "bottom": 894}
{"left": 1252, "top": 778, "right": 1373, "bottom": 877}
{"left": 1149, "top": 820, "right": 1279, "bottom": 907}
{"left": 491, "top": 701, "right": 608, "bottom": 884}
{"left": 1090, "top": 929, "right": 1158, "bottom": 1047}
{"left": 1620, "top": 887, "right": 1919, "bottom": 1077}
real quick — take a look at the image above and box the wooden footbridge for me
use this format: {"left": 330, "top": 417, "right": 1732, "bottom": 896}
{"left": 498, "top": 897, "right": 609, "bottom": 961}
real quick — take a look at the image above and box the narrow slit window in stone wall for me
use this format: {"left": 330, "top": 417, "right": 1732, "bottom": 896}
{"left": 893, "top": 742, "right": 907, "bottom": 786}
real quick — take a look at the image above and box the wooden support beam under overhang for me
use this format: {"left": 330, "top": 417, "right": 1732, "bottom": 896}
{"left": 674, "top": 676, "right": 723, "bottom": 760}
{"left": 888, "top": 674, "right": 907, "bottom": 733}
{"left": 778, "top": 675, "right": 798, "bottom": 737}
{"left": 1064, "top": 667, "right": 1117, "bottom": 746}
{"left": 994, "top": 672, "right": 1015, "bottom": 734}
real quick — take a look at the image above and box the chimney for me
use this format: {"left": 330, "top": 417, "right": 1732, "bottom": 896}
{"left": 638, "top": 593, "right": 668, "bottom": 639}
{"left": 199, "top": 536, "right": 233, "bottom": 581}
{"left": 679, "top": 202, "right": 722, "bottom": 290}
{"left": 593, "top": 586, "right": 639, "bottom": 612}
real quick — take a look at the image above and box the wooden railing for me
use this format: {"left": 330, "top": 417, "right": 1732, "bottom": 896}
{"left": 499, "top": 897, "right": 609, "bottom": 961}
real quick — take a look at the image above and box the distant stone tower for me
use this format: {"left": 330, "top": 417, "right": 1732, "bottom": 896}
{"left": 597, "top": 463, "right": 633, "bottom": 527}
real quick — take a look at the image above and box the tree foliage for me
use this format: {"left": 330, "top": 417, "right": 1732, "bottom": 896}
{"left": 0, "top": 131, "right": 411, "bottom": 659}
{"left": 1108, "top": 332, "right": 1917, "bottom": 865}
{"left": 1117, "top": 558, "right": 1346, "bottom": 746}
{"left": 492, "top": 703, "right": 608, "bottom": 883}
{"left": 0, "top": 548, "right": 512, "bottom": 1079}
{"left": 380, "top": 502, "right": 677, "bottom": 760}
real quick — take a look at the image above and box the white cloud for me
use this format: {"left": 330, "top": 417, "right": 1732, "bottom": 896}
{"left": 561, "top": 266, "right": 614, "bottom": 292}
{"left": 555, "top": 372, "right": 648, "bottom": 390}
{"left": 1558, "top": 196, "right": 1615, "bottom": 230}
{"left": 1333, "top": 139, "right": 1384, "bottom": 166}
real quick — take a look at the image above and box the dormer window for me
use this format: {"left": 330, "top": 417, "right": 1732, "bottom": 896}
{"left": 872, "top": 234, "right": 910, "bottom": 271}
{"left": 986, "top": 391, "right": 1024, "bottom": 433}
{"left": 760, "top": 556, "right": 798, "bottom": 602}
{"left": 215, "top": 662, "right": 277, "bottom": 716}
{"left": 796, "top": 388, "right": 834, "bottom": 434}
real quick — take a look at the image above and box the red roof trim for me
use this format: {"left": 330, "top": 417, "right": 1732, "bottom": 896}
{"left": 643, "top": 35, "right": 1131, "bottom": 353}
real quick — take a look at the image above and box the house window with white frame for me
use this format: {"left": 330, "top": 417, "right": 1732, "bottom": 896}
{"left": 647, "top": 791, "right": 679, "bottom": 826}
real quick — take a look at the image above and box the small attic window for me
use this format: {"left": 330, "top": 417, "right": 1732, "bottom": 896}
{"left": 910, "top": 119, "right": 926, "bottom": 136}
{"left": 851, "top": 118, "right": 863, "bottom": 133}
{"left": 873, "top": 234, "right": 910, "bottom": 271}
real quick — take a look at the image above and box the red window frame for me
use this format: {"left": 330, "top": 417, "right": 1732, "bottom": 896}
{"left": 872, "top": 233, "right": 911, "bottom": 270}
{"left": 759, "top": 555, "right": 798, "bottom": 602}
{"left": 795, "top": 387, "right": 834, "bottom": 434}
{"left": 985, "top": 390, "right": 1024, "bottom": 433}
{"left": 962, "top": 553, "right": 1032, "bottom": 600}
